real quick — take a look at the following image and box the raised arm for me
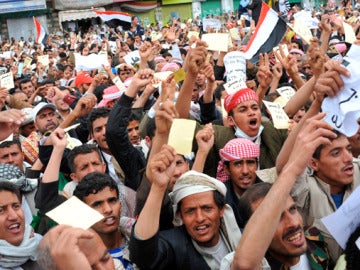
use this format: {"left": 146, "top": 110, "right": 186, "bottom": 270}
{"left": 192, "top": 123, "right": 214, "bottom": 172}
{"left": 134, "top": 144, "right": 177, "bottom": 239}
{"left": 276, "top": 61, "right": 350, "bottom": 174}
{"left": 231, "top": 113, "right": 336, "bottom": 270}
{"left": 175, "top": 41, "right": 207, "bottom": 118}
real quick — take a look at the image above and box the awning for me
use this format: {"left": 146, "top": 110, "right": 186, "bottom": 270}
{"left": 120, "top": 1, "right": 157, "bottom": 13}
{"left": 58, "top": 8, "right": 105, "bottom": 25}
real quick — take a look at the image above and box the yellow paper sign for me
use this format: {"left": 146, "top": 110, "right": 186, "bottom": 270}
{"left": 173, "top": 68, "right": 186, "bottom": 83}
{"left": 168, "top": 119, "right": 196, "bottom": 156}
{"left": 24, "top": 57, "right": 32, "bottom": 68}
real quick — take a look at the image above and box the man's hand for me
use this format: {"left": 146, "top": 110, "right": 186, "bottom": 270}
{"left": 256, "top": 53, "right": 273, "bottom": 89}
{"left": 313, "top": 60, "right": 350, "bottom": 103}
{"left": 0, "top": 109, "right": 25, "bottom": 141}
{"left": 284, "top": 112, "right": 337, "bottom": 176}
{"left": 39, "top": 225, "right": 95, "bottom": 270}
{"left": 196, "top": 123, "right": 214, "bottom": 154}
{"left": 307, "top": 38, "right": 327, "bottom": 78}
{"left": 203, "top": 62, "right": 215, "bottom": 83}
{"left": 72, "top": 93, "right": 97, "bottom": 118}
{"left": 147, "top": 144, "right": 177, "bottom": 189}
{"left": 44, "top": 127, "right": 67, "bottom": 149}
{"left": 128, "top": 68, "right": 154, "bottom": 93}
{"left": 139, "top": 41, "right": 154, "bottom": 61}
{"left": 187, "top": 41, "right": 207, "bottom": 75}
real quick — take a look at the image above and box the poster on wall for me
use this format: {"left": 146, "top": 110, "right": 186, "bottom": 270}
{"left": 54, "top": 0, "right": 112, "bottom": 10}
{"left": 0, "top": 0, "right": 46, "bottom": 14}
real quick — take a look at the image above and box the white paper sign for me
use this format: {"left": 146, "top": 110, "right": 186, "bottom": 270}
{"left": 201, "top": 34, "right": 229, "bottom": 52}
{"left": 0, "top": 72, "right": 14, "bottom": 90}
{"left": 202, "top": 18, "right": 222, "bottom": 32}
{"left": 223, "top": 51, "right": 246, "bottom": 83}
{"left": 46, "top": 196, "right": 104, "bottom": 230}
{"left": 74, "top": 53, "right": 109, "bottom": 71}
{"left": 263, "top": 100, "right": 289, "bottom": 129}
{"left": 224, "top": 78, "right": 248, "bottom": 95}
{"left": 293, "top": 19, "right": 313, "bottom": 44}
{"left": 276, "top": 86, "right": 296, "bottom": 102}
{"left": 322, "top": 44, "right": 360, "bottom": 137}
{"left": 37, "top": 55, "right": 49, "bottom": 66}
{"left": 123, "top": 50, "right": 140, "bottom": 66}
{"left": 321, "top": 186, "right": 360, "bottom": 249}
{"left": 293, "top": 10, "right": 318, "bottom": 29}
{"left": 343, "top": 22, "right": 356, "bottom": 44}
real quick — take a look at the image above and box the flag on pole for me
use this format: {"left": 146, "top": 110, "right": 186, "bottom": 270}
{"left": 243, "top": 2, "right": 287, "bottom": 62}
{"left": 33, "top": 17, "right": 48, "bottom": 45}
{"left": 93, "top": 8, "right": 132, "bottom": 30}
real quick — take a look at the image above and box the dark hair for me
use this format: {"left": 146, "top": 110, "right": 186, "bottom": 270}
{"left": 73, "top": 172, "right": 119, "bottom": 201}
{"left": 238, "top": 182, "right": 272, "bottom": 225}
{"left": 86, "top": 107, "right": 111, "bottom": 134}
{"left": 214, "top": 83, "right": 225, "bottom": 101}
{"left": 312, "top": 130, "right": 346, "bottom": 159}
{"left": 94, "top": 84, "right": 112, "bottom": 103}
{"left": 0, "top": 181, "right": 22, "bottom": 202}
{"left": 145, "top": 118, "right": 156, "bottom": 139}
{"left": 18, "top": 78, "right": 32, "bottom": 90}
{"left": 345, "top": 225, "right": 360, "bottom": 269}
{"left": 0, "top": 138, "right": 21, "bottom": 150}
{"left": 67, "top": 144, "right": 102, "bottom": 173}
{"left": 177, "top": 190, "right": 225, "bottom": 213}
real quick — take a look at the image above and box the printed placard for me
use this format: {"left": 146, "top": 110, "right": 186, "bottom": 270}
{"left": 0, "top": 72, "right": 14, "bottom": 90}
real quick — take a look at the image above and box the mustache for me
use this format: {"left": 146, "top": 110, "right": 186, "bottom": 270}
{"left": 283, "top": 226, "right": 302, "bottom": 239}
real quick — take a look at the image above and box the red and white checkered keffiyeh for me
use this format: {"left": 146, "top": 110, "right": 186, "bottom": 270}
{"left": 216, "top": 138, "right": 260, "bottom": 182}
{"left": 224, "top": 88, "right": 259, "bottom": 113}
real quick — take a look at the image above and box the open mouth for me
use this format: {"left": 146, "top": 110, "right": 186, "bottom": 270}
{"left": 195, "top": 224, "right": 209, "bottom": 234}
{"left": 103, "top": 216, "right": 116, "bottom": 225}
{"left": 249, "top": 119, "right": 258, "bottom": 128}
{"left": 343, "top": 165, "right": 354, "bottom": 176}
{"left": 8, "top": 223, "right": 21, "bottom": 233}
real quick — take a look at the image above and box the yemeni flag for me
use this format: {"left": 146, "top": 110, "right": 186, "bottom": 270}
{"left": 93, "top": 8, "right": 132, "bottom": 30}
{"left": 33, "top": 17, "right": 48, "bottom": 45}
{"left": 243, "top": 2, "right": 287, "bottom": 63}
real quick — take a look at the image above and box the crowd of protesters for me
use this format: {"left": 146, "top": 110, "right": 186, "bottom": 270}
{"left": 0, "top": 1, "right": 360, "bottom": 269}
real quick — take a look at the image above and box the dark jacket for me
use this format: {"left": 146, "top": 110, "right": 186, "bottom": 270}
{"left": 129, "top": 225, "right": 211, "bottom": 270}
{"left": 106, "top": 94, "right": 146, "bottom": 191}
{"left": 224, "top": 176, "right": 263, "bottom": 229}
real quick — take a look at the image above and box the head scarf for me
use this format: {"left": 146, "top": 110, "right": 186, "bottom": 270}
{"left": 0, "top": 164, "right": 37, "bottom": 192}
{"left": 169, "top": 170, "right": 227, "bottom": 226}
{"left": 216, "top": 138, "right": 260, "bottom": 182}
{"left": 224, "top": 88, "right": 258, "bottom": 113}
{"left": 168, "top": 170, "right": 241, "bottom": 253}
